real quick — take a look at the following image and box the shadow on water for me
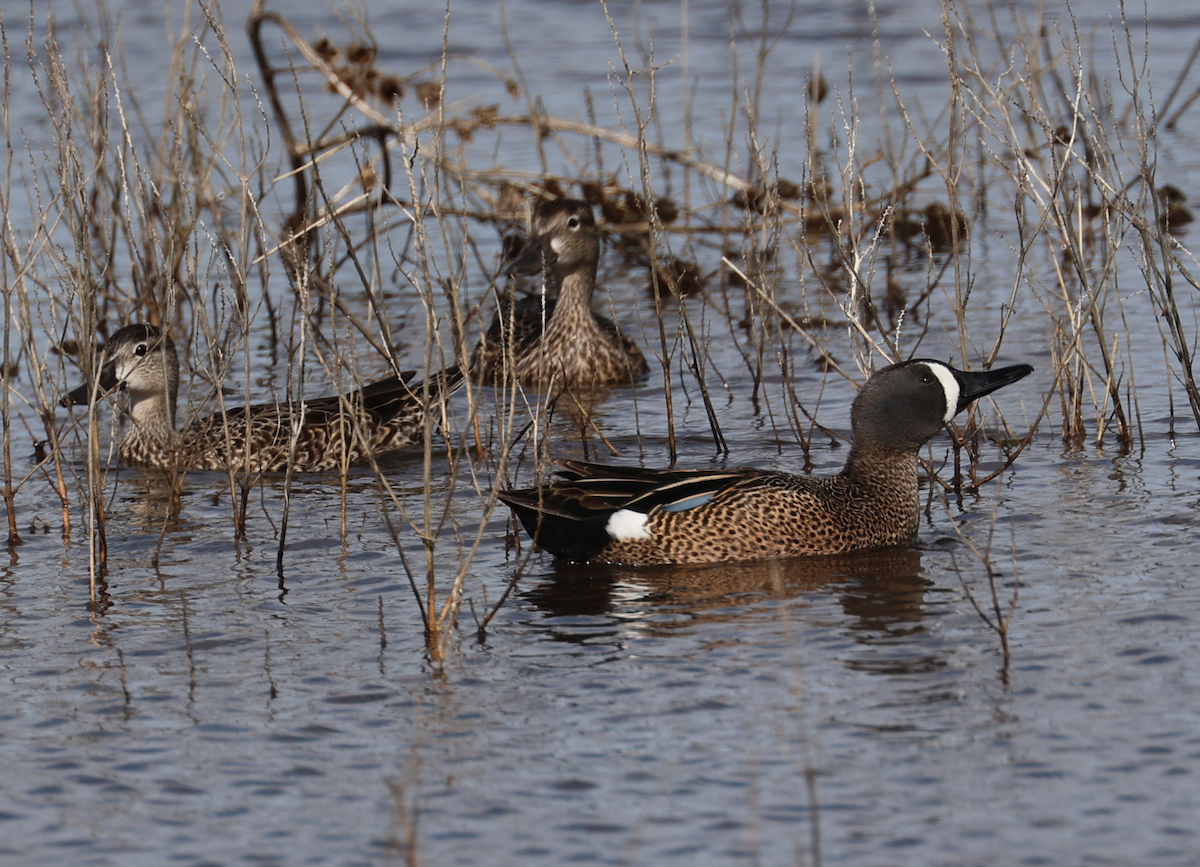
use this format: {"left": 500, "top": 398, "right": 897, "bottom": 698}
{"left": 521, "top": 545, "right": 930, "bottom": 641}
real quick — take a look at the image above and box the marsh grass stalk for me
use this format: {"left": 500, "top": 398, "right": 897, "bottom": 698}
{"left": 0, "top": 11, "right": 17, "bottom": 549}
{"left": 947, "top": 488, "right": 1019, "bottom": 682}
{"left": 1, "top": 239, "right": 17, "bottom": 552}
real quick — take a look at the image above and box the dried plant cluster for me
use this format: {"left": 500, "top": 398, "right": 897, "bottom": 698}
{"left": 0, "top": 0, "right": 1195, "bottom": 653}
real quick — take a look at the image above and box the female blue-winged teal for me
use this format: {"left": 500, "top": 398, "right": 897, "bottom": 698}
{"left": 499, "top": 358, "right": 1033, "bottom": 565}
{"left": 471, "top": 198, "right": 649, "bottom": 389}
{"left": 62, "top": 324, "right": 461, "bottom": 473}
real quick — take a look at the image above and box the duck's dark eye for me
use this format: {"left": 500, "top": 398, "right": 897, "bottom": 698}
{"left": 134, "top": 343, "right": 148, "bottom": 357}
{"left": 567, "top": 217, "right": 580, "bottom": 229}
{"left": 920, "top": 372, "right": 933, "bottom": 384}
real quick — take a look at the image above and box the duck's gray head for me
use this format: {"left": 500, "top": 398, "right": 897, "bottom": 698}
{"left": 506, "top": 199, "right": 599, "bottom": 278}
{"left": 63, "top": 324, "right": 179, "bottom": 415}
{"left": 851, "top": 358, "right": 1033, "bottom": 450}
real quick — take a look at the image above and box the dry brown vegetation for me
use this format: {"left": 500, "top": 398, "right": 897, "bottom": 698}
{"left": 0, "top": 0, "right": 1196, "bottom": 665}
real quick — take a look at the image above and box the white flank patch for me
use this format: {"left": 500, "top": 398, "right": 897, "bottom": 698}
{"left": 925, "top": 362, "right": 962, "bottom": 423}
{"left": 606, "top": 509, "right": 652, "bottom": 541}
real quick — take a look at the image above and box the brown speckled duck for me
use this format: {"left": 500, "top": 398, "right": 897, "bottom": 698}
{"left": 62, "top": 324, "right": 461, "bottom": 473}
{"left": 471, "top": 198, "right": 649, "bottom": 389}
{"left": 499, "top": 359, "right": 1033, "bottom": 565}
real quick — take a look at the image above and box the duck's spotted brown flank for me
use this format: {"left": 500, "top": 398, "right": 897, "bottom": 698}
{"left": 63, "top": 324, "right": 461, "bottom": 474}
{"left": 499, "top": 359, "right": 1033, "bottom": 565}
{"left": 471, "top": 198, "right": 649, "bottom": 390}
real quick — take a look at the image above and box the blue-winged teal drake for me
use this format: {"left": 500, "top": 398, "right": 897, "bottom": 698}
{"left": 499, "top": 359, "right": 1033, "bottom": 565}
{"left": 471, "top": 198, "right": 649, "bottom": 389}
{"left": 62, "top": 324, "right": 461, "bottom": 473}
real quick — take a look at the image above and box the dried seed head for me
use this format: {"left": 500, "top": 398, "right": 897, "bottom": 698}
{"left": 416, "top": 81, "right": 443, "bottom": 107}
{"left": 345, "top": 43, "right": 376, "bottom": 66}
{"left": 808, "top": 72, "right": 829, "bottom": 104}
{"left": 312, "top": 37, "right": 338, "bottom": 62}
{"left": 376, "top": 75, "right": 404, "bottom": 105}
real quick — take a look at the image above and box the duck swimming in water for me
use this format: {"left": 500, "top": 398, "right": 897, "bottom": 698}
{"left": 63, "top": 323, "right": 461, "bottom": 473}
{"left": 471, "top": 198, "right": 649, "bottom": 389}
{"left": 498, "top": 358, "right": 1033, "bottom": 565}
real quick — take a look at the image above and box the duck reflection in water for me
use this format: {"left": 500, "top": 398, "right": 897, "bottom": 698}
{"left": 521, "top": 545, "right": 929, "bottom": 647}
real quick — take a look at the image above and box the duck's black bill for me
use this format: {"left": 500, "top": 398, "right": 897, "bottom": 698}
{"left": 506, "top": 236, "right": 557, "bottom": 278}
{"left": 956, "top": 363, "right": 1034, "bottom": 411}
{"left": 61, "top": 360, "right": 120, "bottom": 408}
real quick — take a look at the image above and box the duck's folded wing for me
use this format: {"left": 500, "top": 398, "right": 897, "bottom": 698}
{"left": 222, "top": 366, "right": 461, "bottom": 425}
{"left": 551, "top": 459, "right": 749, "bottom": 513}
{"left": 355, "top": 365, "right": 463, "bottom": 420}
{"left": 498, "top": 459, "right": 753, "bottom": 560}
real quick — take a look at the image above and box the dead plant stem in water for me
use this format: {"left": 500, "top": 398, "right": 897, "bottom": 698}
{"left": 947, "top": 487, "right": 1018, "bottom": 682}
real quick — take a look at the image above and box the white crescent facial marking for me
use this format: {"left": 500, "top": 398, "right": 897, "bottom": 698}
{"left": 606, "top": 509, "right": 652, "bottom": 541}
{"left": 549, "top": 235, "right": 566, "bottom": 255}
{"left": 924, "top": 362, "right": 961, "bottom": 423}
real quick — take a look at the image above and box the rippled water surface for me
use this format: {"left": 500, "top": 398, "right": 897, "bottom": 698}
{"left": 4, "top": 0, "right": 1200, "bottom": 865}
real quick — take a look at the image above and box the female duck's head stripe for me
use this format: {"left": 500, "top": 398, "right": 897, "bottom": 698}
{"left": 924, "top": 362, "right": 962, "bottom": 423}
{"left": 606, "top": 509, "right": 652, "bottom": 541}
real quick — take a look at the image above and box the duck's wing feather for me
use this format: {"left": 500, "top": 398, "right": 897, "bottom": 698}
{"left": 199, "top": 366, "right": 460, "bottom": 427}
{"left": 185, "top": 365, "right": 462, "bottom": 465}
{"left": 550, "top": 459, "right": 748, "bottom": 512}
{"left": 498, "top": 459, "right": 755, "bottom": 561}
{"left": 353, "top": 365, "right": 463, "bottom": 423}
{"left": 472, "top": 293, "right": 559, "bottom": 377}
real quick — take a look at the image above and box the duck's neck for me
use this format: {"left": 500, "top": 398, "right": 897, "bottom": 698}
{"left": 121, "top": 387, "right": 180, "bottom": 465}
{"left": 840, "top": 438, "right": 921, "bottom": 499}
{"left": 547, "top": 266, "right": 601, "bottom": 335}
{"left": 558, "top": 264, "right": 597, "bottom": 309}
